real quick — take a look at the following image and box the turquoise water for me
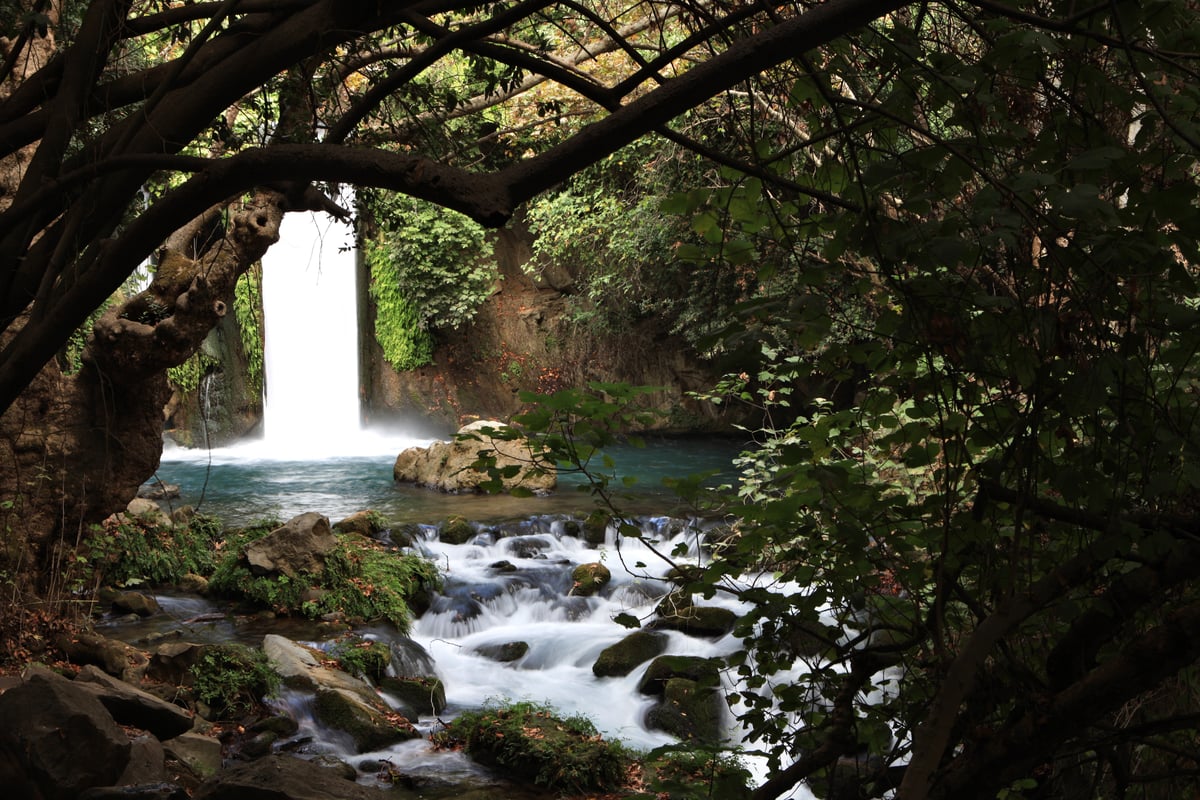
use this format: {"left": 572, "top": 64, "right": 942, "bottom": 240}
{"left": 151, "top": 436, "right": 745, "bottom": 528}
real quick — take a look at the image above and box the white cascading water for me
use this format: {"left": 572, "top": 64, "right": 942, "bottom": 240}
{"left": 261, "top": 205, "right": 362, "bottom": 456}
{"left": 263, "top": 517, "right": 822, "bottom": 799}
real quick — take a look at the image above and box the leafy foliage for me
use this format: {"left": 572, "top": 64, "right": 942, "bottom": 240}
{"left": 329, "top": 635, "right": 391, "bottom": 683}
{"left": 86, "top": 511, "right": 223, "bottom": 588}
{"left": 207, "top": 525, "right": 440, "bottom": 631}
{"left": 363, "top": 189, "right": 497, "bottom": 370}
{"left": 435, "top": 700, "right": 630, "bottom": 793}
{"left": 233, "top": 264, "right": 264, "bottom": 396}
{"left": 190, "top": 643, "right": 280, "bottom": 717}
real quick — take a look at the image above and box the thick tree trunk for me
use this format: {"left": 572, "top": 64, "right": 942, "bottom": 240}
{"left": 0, "top": 192, "right": 283, "bottom": 605}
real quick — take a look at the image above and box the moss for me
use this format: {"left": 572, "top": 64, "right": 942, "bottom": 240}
{"left": 86, "top": 511, "right": 224, "bottom": 588}
{"left": 330, "top": 635, "right": 391, "bottom": 683}
{"left": 190, "top": 643, "right": 279, "bottom": 717}
{"left": 208, "top": 526, "right": 440, "bottom": 630}
{"left": 440, "top": 515, "right": 475, "bottom": 544}
{"left": 592, "top": 630, "right": 668, "bottom": 677}
{"left": 643, "top": 749, "right": 753, "bottom": 799}
{"left": 571, "top": 562, "right": 611, "bottom": 596}
{"left": 435, "top": 701, "right": 629, "bottom": 793}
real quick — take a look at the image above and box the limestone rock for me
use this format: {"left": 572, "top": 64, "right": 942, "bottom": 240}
{"left": 74, "top": 665, "right": 194, "bottom": 740}
{"left": 242, "top": 512, "right": 335, "bottom": 578}
{"left": 263, "top": 635, "right": 378, "bottom": 700}
{"left": 192, "top": 754, "right": 380, "bottom": 800}
{"left": 126, "top": 497, "right": 172, "bottom": 526}
{"left": 0, "top": 665, "right": 132, "bottom": 800}
{"left": 162, "top": 733, "right": 222, "bottom": 780}
{"left": 393, "top": 420, "right": 556, "bottom": 494}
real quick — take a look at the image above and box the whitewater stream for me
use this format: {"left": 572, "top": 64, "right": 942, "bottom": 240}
{"left": 109, "top": 206, "right": 826, "bottom": 798}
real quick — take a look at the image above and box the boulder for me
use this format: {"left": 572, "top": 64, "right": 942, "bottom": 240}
{"left": 161, "top": 733, "right": 222, "bottom": 781}
{"left": 651, "top": 594, "right": 738, "bottom": 638}
{"left": 263, "top": 635, "right": 378, "bottom": 700}
{"left": 312, "top": 688, "right": 418, "bottom": 752}
{"left": 439, "top": 515, "right": 475, "bottom": 544}
{"left": 147, "top": 641, "right": 204, "bottom": 686}
{"left": 114, "top": 734, "right": 169, "bottom": 786}
{"left": 74, "top": 665, "right": 194, "bottom": 739}
{"left": 0, "top": 665, "right": 131, "bottom": 800}
{"left": 644, "top": 677, "right": 726, "bottom": 744}
{"left": 473, "top": 641, "right": 529, "bottom": 663}
{"left": 393, "top": 420, "right": 556, "bottom": 494}
{"left": 111, "top": 590, "right": 161, "bottom": 617}
{"left": 57, "top": 631, "right": 150, "bottom": 682}
{"left": 570, "top": 562, "right": 611, "bottom": 596}
{"left": 592, "top": 630, "right": 667, "bottom": 678}
{"left": 332, "top": 510, "right": 381, "bottom": 538}
{"left": 379, "top": 676, "right": 446, "bottom": 716}
{"left": 242, "top": 512, "right": 336, "bottom": 578}
{"left": 636, "top": 655, "right": 723, "bottom": 696}
{"left": 192, "top": 755, "right": 380, "bottom": 800}
{"left": 264, "top": 635, "right": 417, "bottom": 750}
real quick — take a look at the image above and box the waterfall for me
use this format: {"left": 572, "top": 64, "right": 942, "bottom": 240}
{"left": 261, "top": 206, "right": 361, "bottom": 456}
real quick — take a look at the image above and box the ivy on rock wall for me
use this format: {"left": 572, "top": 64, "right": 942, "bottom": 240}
{"left": 233, "top": 265, "right": 264, "bottom": 396}
{"left": 363, "top": 190, "right": 497, "bottom": 371}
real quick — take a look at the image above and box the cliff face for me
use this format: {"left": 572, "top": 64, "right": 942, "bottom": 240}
{"left": 164, "top": 313, "right": 262, "bottom": 448}
{"left": 361, "top": 227, "right": 737, "bottom": 434}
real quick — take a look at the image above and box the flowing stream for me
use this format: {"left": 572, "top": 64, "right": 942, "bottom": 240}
{"left": 130, "top": 212, "right": 822, "bottom": 798}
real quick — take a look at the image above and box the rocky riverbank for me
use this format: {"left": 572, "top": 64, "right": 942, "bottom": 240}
{"left": 0, "top": 501, "right": 762, "bottom": 800}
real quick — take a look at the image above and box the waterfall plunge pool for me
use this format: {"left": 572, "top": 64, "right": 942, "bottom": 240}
{"left": 153, "top": 434, "right": 746, "bottom": 528}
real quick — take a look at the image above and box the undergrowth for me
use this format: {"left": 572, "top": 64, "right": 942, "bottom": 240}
{"left": 207, "top": 523, "right": 440, "bottom": 631}
{"left": 434, "top": 700, "right": 630, "bottom": 794}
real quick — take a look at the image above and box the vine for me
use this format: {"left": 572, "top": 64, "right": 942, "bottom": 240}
{"left": 362, "top": 189, "right": 497, "bottom": 371}
{"left": 233, "top": 265, "right": 264, "bottom": 395}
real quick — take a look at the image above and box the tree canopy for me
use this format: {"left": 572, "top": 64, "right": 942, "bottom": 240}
{"left": 6, "top": 2, "right": 1200, "bottom": 800}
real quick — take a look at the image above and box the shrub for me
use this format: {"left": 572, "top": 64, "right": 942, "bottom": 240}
{"left": 643, "top": 747, "right": 753, "bottom": 799}
{"left": 329, "top": 635, "right": 391, "bottom": 683}
{"left": 86, "top": 511, "right": 223, "bottom": 587}
{"left": 435, "top": 700, "right": 630, "bottom": 793}
{"left": 190, "top": 643, "right": 279, "bottom": 717}
{"left": 207, "top": 526, "right": 440, "bottom": 631}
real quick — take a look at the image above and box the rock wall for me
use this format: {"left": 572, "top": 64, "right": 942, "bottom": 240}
{"left": 165, "top": 309, "right": 262, "bottom": 448}
{"left": 361, "top": 226, "right": 737, "bottom": 433}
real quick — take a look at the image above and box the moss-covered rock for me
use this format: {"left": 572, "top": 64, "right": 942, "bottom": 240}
{"left": 636, "top": 655, "right": 723, "bottom": 696}
{"left": 439, "top": 701, "right": 628, "bottom": 794}
{"left": 332, "top": 510, "right": 384, "bottom": 538}
{"left": 440, "top": 515, "right": 475, "bottom": 545}
{"left": 644, "top": 677, "right": 726, "bottom": 744}
{"left": 652, "top": 601, "right": 738, "bottom": 638}
{"left": 313, "top": 687, "right": 419, "bottom": 752}
{"left": 379, "top": 675, "right": 446, "bottom": 716}
{"left": 570, "top": 562, "right": 611, "bottom": 596}
{"left": 581, "top": 511, "right": 608, "bottom": 545}
{"left": 592, "top": 631, "right": 668, "bottom": 678}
